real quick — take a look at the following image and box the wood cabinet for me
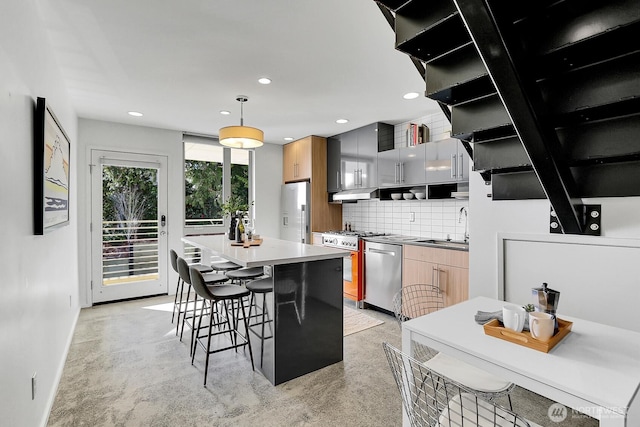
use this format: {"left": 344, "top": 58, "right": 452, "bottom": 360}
{"left": 283, "top": 137, "right": 312, "bottom": 182}
{"left": 402, "top": 244, "right": 469, "bottom": 307}
{"left": 282, "top": 136, "right": 342, "bottom": 232}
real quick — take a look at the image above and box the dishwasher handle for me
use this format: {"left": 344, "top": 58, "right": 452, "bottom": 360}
{"left": 368, "top": 248, "right": 397, "bottom": 256}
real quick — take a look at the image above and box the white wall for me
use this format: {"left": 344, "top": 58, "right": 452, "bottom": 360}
{"left": 77, "top": 119, "right": 284, "bottom": 305}
{"left": 252, "top": 142, "right": 283, "bottom": 239}
{"left": 77, "top": 119, "right": 184, "bottom": 306}
{"left": 469, "top": 164, "right": 640, "bottom": 328}
{"left": 0, "top": 2, "right": 80, "bottom": 426}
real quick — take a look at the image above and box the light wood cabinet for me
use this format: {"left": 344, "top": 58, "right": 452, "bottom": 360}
{"left": 282, "top": 136, "right": 342, "bottom": 233}
{"left": 283, "top": 137, "right": 312, "bottom": 182}
{"left": 402, "top": 244, "right": 469, "bottom": 307}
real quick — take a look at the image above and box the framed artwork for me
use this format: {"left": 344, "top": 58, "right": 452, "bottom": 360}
{"left": 34, "top": 97, "right": 70, "bottom": 234}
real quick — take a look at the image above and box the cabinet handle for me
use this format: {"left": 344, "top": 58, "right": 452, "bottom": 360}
{"left": 400, "top": 163, "right": 404, "bottom": 183}
{"left": 432, "top": 266, "right": 438, "bottom": 291}
{"left": 337, "top": 171, "right": 341, "bottom": 189}
{"left": 395, "top": 163, "right": 399, "bottom": 183}
{"left": 451, "top": 154, "right": 457, "bottom": 179}
{"left": 458, "top": 153, "right": 463, "bottom": 179}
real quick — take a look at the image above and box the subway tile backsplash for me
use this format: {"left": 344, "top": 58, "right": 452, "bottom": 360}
{"left": 342, "top": 199, "right": 470, "bottom": 242}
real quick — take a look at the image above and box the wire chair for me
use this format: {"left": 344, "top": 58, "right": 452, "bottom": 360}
{"left": 383, "top": 343, "right": 537, "bottom": 427}
{"left": 392, "top": 284, "right": 444, "bottom": 361}
{"left": 392, "top": 284, "right": 515, "bottom": 409}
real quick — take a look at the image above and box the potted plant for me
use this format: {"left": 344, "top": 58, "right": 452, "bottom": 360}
{"left": 221, "top": 196, "right": 251, "bottom": 240}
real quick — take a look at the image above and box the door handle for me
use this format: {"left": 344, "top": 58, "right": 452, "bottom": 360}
{"left": 161, "top": 214, "right": 166, "bottom": 227}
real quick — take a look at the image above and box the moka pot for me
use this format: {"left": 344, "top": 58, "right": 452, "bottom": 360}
{"left": 532, "top": 282, "right": 560, "bottom": 334}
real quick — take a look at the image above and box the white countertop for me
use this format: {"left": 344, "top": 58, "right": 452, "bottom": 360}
{"left": 182, "top": 234, "right": 350, "bottom": 267}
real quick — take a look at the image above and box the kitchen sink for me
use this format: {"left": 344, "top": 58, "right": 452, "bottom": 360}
{"left": 414, "top": 239, "right": 469, "bottom": 248}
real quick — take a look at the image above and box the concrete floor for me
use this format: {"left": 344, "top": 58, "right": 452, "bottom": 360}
{"left": 47, "top": 295, "right": 597, "bottom": 426}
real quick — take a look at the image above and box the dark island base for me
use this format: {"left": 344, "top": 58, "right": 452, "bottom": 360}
{"left": 250, "top": 258, "right": 344, "bottom": 385}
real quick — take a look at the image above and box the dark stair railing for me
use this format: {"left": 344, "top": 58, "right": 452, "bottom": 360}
{"left": 374, "top": 0, "right": 640, "bottom": 235}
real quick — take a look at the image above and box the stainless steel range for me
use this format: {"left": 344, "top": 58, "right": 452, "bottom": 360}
{"left": 321, "top": 231, "right": 384, "bottom": 250}
{"left": 321, "top": 231, "right": 384, "bottom": 303}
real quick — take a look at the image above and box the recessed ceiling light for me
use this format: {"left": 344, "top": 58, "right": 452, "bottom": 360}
{"left": 128, "top": 111, "right": 143, "bottom": 117}
{"left": 336, "top": 119, "right": 349, "bottom": 124}
{"left": 403, "top": 92, "right": 420, "bottom": 100}
{"left": 284, "top": 137, "right": 294, "bottom": 141}
{"left": 258, "top": 77, "right": 271, "bottom": 85}
{"left": 220, "top": 110, "right": 231, "bottom": 115}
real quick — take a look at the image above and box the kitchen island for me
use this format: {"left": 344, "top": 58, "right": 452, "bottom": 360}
{"left": 182, "top": 234, "right": 349, "bottom": 385}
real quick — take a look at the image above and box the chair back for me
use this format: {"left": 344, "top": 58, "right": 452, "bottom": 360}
{"left": 392, "top": 284, "right": 444, "bottom": 327}
{"left": 189, "top": 266, "right": 215, "bottom": 301}
{"left": 382, "top": 343, "right": 531, "bottom": 427}
{"left": 170, "top": 249, "right": 179, "bottom": 273}
{"left": 177, "top": 257, "right": 192, "bottom": 285}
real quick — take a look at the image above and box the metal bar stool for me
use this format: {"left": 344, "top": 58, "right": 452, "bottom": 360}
{"left": 225, "top": 267, "right": 265, "bottom": 323}
{"left": 225, "top": 266, "right": 264, "bottom": 285}
{"left": 176, "top": 257, "right": 229, "bottom": 347}
{"left": 171, "top": 249, "right": 214, "bottom": 325}
{"left": 245, "top": 277, "right": 274, "bottom": 367}
{"left": 189, "top": 267, "right": 255, "bottom": 387}
{"left": 211, "top": 260, "right": 242, "bottom": 273}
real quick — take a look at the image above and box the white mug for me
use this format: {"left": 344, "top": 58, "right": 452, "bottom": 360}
{"left": 502, "top": 304, "right": 527, "bottom": 333}
{"left": 529, "top": 312, "right": 555, "bottom": 341}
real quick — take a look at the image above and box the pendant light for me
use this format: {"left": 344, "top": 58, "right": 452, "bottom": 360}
{"left": 219, "top": 95, "right": 264, "bottom": 149}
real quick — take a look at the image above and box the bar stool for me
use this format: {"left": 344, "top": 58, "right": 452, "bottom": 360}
{"left": 225, "top": 266, "right": 264, "bottom": 285}
{"left": 189, "top": 267, "right": 255, "bottom": 387}
{"left": 211, "top": 260, "right": 242, "bottom": 272}
{"left": 246, "top": 277, "right": 273, "bottom": 367}
{"left": 171, "top": 249, "right": 214, "bottom": 325}
{"left": 176, "top": 257, "right": 229, "bottom": 348}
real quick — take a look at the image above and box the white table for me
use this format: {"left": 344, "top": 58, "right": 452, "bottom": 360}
{"left": 402, "top": 296, "right": 640, "bottom": 427}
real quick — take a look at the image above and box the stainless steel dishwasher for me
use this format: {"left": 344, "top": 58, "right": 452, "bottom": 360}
{"left": 364, "top": 241, "right": 402, "bottom": 312}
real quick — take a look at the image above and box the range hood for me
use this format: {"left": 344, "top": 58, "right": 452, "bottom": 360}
{"left": 332, "top": 188, "right": 379, "bottom": 202}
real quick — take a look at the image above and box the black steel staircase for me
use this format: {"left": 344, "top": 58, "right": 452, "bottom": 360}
{"left": 374, "top": 0, "right": 640, "bottom": 234}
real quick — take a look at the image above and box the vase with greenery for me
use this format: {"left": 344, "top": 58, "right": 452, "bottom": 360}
{"left": 221, "top": 196, "right": 252, "bottom": 240}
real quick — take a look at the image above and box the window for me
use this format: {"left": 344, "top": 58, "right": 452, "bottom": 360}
{"left": 183, "top": 134, "right": 252, "bottom": 236}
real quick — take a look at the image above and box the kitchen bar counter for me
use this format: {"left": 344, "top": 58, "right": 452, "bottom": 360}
{"left": 183, "top": 234, "right": 349, "bottom": 267}
{"left": 182, "top": 234, "right": 348, "bottom": 385}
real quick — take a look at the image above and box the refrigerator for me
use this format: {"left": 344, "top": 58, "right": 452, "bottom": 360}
{"left": 280, "top": 182, "right": 311, "bottom": 244}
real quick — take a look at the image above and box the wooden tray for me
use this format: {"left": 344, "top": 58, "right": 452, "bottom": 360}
{"left": 230, "top": 238, "right": 263, "bottom": 247}
{"left": 483, "top": 317, "right": 573, "bottom": 353}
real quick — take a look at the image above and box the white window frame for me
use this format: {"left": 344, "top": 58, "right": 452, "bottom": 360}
{"left": 182, "top": 133, "right": 254, "bottom": 237}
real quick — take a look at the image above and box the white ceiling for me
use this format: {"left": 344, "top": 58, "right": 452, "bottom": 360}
{"left": 37, "top": 0, "right": 442, "bottom": 145}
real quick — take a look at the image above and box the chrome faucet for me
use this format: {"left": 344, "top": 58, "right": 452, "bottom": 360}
{"left": 458, "top": 207, "right": 469, "bottom": 242}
